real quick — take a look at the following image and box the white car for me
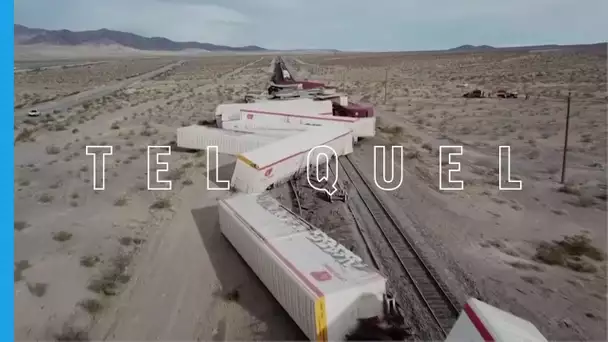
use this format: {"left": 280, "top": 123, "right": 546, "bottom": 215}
{"left": 28, "top": 109, "right": 40, "bottom": 117}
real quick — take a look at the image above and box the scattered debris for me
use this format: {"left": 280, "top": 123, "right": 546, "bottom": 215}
{"left": 496, "top": 89, "right": 518, "bottom": 98}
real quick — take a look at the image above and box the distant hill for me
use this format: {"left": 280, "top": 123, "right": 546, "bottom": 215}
{"left": 447, "top": 42, "right": 607, "bottom": 54}
{"left": 14, "top": 24, "right": 266, "bottom": 52}
{"left": 449, "top": 44, "right": 496, "bottom": 52}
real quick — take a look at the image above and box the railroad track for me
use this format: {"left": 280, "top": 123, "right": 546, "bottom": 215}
{"left": 338, "top": 155, "right": 460, "bottom": 337}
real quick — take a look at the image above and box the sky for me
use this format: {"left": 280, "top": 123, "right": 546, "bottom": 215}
{"left": 14, "top": 0, "right": 608, "bottom": 51}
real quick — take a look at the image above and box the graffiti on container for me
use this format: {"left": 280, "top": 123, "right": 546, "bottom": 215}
{"left": 307, "top": 230, "right": 368, "bottom": 270}
{"left": 256, "top": 195, "right": 309, "bottom": 233}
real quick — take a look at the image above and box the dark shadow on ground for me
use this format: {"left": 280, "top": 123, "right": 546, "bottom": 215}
{"left": 191, "top": 204, "right": 306, "bottom": 341}
{"left": 164, "top": 140, "right": 199, "bottom": 153}
{"left": 208, "top": 160, "right": 236, "bottom": 184}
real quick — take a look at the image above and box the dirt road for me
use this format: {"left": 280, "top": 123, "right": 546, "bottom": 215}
{"left": 14, "top": 60, "right": 184, "bottom": 122}
{"left": 14, "top": 55, "right": 305, "bottom": 340}
{"left": 90, "top": 157, "right": 303, "bottom": 340}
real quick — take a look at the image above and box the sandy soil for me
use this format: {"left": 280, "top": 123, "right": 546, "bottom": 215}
{"left": 14, "top": 54, "right": 305, "bottom": 340}
{"left": 15, "top": 47, "right": 606, "bottom": 341}
{"left": 14, "top": 44, "right": 210, "bottom": 62}
{"left": 288, "top": 51, "right": 607, "bottom": 341}
{"left": 14, "top": 58, "right": 179, "bottom": 110}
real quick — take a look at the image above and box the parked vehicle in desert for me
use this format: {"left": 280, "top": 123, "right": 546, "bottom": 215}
{"left": 28, "top": 109, "right": 40, "bottom": 117}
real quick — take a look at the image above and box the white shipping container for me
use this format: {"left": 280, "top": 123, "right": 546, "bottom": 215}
{"left": 215, "top": 99, "right": 310, "bottom": 122}
{"left": 445, "top": 298, "right": 547, "bottom": 342}
{"left": 216, "top": 99, "right": 333, "bottom": 123}
{"left": 222, "top": 120, "right": 310, "bottom": 138}
{"left": 231, "top": 126, "right": 354, "bottom": 193}
{"left": 176, "top": 125, "right": 277, "bottom": 155}
{"left": 223, "top": 127, "right": 304, "bottom": 138}
{"left": 261, "top": 99, "right": 333, "bottom": 118}
{"left": 351, "top": 117, "right": 376, "bottom": 138}
{"left": 240, "top": 109, "right": 375, "bottom": 139}
{"left": 222, "top": 120, "right": 311, "bottom": 132}
{"left": 218, "top": 193, "right": 386, "bottom": 341}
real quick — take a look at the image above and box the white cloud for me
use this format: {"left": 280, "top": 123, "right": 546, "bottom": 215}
{"left": 14, "top": 0, "right": 608, "bottom": 50}
{"left": 15, "top": 0, "right": 250, "bottom": 44}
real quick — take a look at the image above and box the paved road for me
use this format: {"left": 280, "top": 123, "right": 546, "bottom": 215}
{"left": 14, "top": 60, "right": 184, "bottom": 123}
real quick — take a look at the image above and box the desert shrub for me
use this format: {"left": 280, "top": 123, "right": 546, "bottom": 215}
{"left": 45, "top": 145, "right": 61, "bottom": 155}
{"left": 534, "top": 234, "right": 605, "bottom": 272}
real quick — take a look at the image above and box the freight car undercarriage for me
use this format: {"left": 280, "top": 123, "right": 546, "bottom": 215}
{"left": 345, "top": 294, "right": 410, "bottom": 340}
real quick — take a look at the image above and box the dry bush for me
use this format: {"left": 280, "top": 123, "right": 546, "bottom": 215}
{"left": 14, "top": 260, "right": 31, "bottom": 282}
{"left": 14, "top": 221, "right": 29, "bottom": 231}
{"left": 54, "top": 325, "right": 90, "bottom": 341}
{"left": 52, "top": 231, "right": 72, "bottom": 242}
{"left": 558, "top": 183, "right": 581, "bottom": 196}
{"left": 38, "top": 193, "right": 54, "bottom": 203}
{"left": 27, "top": 282, "right": 48, "bottom": 297}
{"left": 80, "top": 255, "right": 100, "bottom": 268}
{"left": 87, "top": 254, "right": 132, "bottom": 296}
{"left": 45, "top": 145, "right": 61, "bottom": 155}
{"left": 15, "top": 128, "right": 35, "bottom": 143}
{"left": 150, "top": 198, "right": 171, "bottom": 209}
{"left": 113, "top": 195, "right": 128, "bottom": 207}
{"left": 78, "top": 298, "right": 103, "bottom": 314}
{"left": 534, "top": 234, "right": 605, "bottom": 273}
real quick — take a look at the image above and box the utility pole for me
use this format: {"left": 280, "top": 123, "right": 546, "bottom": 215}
{"left": 560, "top": 90, "right": 572, "bottom": 184}
{"left": 383, "top": 68, "right": 389, "bottom": 104}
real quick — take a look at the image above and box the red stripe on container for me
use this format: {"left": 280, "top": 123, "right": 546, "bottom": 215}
{"left": 241, "top": 109, "right": 357, "bottom": 122}
{"left": 464, "top": 302, "right": 495, "bottom": 342}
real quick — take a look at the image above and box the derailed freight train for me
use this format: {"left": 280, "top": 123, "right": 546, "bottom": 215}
{"left": 218, "top": 193, "right": 408, "bottom": 341}
{"left": 218, "top": 192, "right": 549, "bottom": 342}
{"left": 271, "top": 57, "right": 373, "bottom": 119}
{"left": 270, "top": 57, "right": 326, "bottom": 92}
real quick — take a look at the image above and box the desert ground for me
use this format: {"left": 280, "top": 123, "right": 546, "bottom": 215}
{"left": 14, "top": 54, "right": 307, "bottom": 341}
{"left": 14, "top": 48, "right": 607, "bottom": 341}
{"left": 287, "top": 50, "right": 607, "bottom": 340}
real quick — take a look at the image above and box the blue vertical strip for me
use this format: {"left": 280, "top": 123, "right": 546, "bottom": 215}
{"left": 3, "top": 2, "right": 15, "bottom": 341}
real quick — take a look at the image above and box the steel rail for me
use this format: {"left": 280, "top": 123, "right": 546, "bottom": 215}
{"left": 338, "top": 155, "right": 460, "bottom": 336}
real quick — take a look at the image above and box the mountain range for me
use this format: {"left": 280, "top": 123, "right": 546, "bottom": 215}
{"left": 14, "top": 24, "right": 266, "bottom": 52}
{"left": 448, "top": 45, "right": 496, "bottom": 51}
{"left": 15, "top": 24, "right": 606, "bottom": 54}
{"left": 447, "top": 43, "right": 606, "bottom": 53}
